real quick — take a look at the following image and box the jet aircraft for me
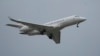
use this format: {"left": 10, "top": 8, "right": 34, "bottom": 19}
{"left": 7, "top": 15, "right": 86, "bottom": 44}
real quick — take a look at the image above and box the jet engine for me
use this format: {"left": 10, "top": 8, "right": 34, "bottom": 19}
{"left": 20, "top": 25, "right": 31, "bottom": 34}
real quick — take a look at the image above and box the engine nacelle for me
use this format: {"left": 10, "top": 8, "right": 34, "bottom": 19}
{"left": 27, "top": 30, "right": 40, "bottom": 35}
{"left": 20, "top": 25, "right": 31, "bottom": 33}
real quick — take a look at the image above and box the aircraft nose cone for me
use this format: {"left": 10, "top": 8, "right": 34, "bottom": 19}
{"left": 80, "top": 17, "right": 86, "bottom": 22}
{"left": 82, "top": 19, "right": 86, "bottom": 21}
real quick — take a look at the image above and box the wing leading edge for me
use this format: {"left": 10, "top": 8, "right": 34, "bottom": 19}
{"left": 8, "top": 17, "right": 53, "bottom": 30}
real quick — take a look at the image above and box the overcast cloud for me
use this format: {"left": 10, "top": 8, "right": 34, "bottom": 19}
{"left": 0, "top": 0, "right": 100, "bottom": 56}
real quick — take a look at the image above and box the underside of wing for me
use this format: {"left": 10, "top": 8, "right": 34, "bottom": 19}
{"left": 47, "top": 30, "right": 60, "bottom": 44}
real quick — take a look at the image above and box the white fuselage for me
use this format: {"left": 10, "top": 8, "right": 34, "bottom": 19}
{"left": 44, "top": 15, "right": 86, "bottom": 29}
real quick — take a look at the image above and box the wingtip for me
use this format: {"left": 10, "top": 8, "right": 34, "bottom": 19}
{"left": 6, "top": 24, "right": 9, "bottom": 26}
{"left": 6, "top": 24, "right": 11, "bottom": 26}
{"left": 8, "top": 16, "right": 16, "bottom": 21}
{"left": 8, "top": 16, "right": 12, "bottom": 19}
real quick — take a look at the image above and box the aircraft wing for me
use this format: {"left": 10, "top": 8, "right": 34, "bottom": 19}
{"left": 6, "top": 24, "right": 22, "bottom": 28}
{"left": 8, "top": 17, "right": 53, "bottom": 30}
{"left": 47, "top": 30, "right": 60, "bottom": 44}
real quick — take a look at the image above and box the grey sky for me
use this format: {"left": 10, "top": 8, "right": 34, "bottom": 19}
{"left": 0, "top": 0, "right": 100, "bottom": 56}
